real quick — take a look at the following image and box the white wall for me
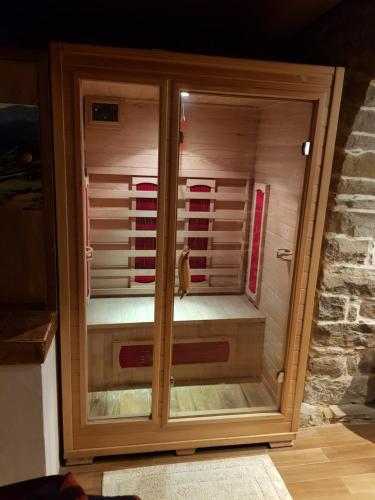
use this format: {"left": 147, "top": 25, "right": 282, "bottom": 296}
{"left": 0, "top": 338, "right": 60, "bottom": 486}
{"left": 41, "top": 339, "right": 60, "bottom": 476}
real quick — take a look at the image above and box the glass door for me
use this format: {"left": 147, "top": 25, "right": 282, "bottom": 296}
{"left": 169, "top": 89, "right": 313, "bottom": 418}
{"left": 80, "top": 79, "right": 162, "bottom": 420}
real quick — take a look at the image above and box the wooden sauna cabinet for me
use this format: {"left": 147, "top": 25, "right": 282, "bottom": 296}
{"left": 50, "top": 42, "right": 343, "bottom": 463}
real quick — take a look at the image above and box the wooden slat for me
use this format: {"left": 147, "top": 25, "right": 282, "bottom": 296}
{"left": 89, "top": 208, "right": 245, "bottom": 221}
{"left": 90, "top": 285, "right": 242, "bottom": 296}
{"left": 91, "top": 287, "right": 155, "bottom": 296}
{"left": 88, "top": 187, "right": 247, "bottom": 202}
{"left": 91, "top": 267, "right": 241, "bottom": 277}
{"left": 179, "top": 188, "right": 247, "bottom": 201}
{"left": 191, "top": 230, "right": 243, "bottom": 241}
{"left": 90, "top": 229, "right": 244, "bottom": 241}
{"left": 91, "top": 249, "right": 243, "bottom": 258}
{"left": 89, "top": 188, "right": 157, "bottom": 199}
{"left": 87, "top": 165, "right": 252, "bottom": 179}
{"left": 90, "top": 209, "right": 158, "bottom": 218}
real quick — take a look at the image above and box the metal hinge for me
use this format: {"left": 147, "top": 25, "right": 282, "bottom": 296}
{"left": 302, "top": 141, "right": 311, "bottom": 156}
{"left": 277, "top": 371, "right": 285, "bottom": 384}
{"left": 85, "top": 246, "right": 94, "bottom": 261}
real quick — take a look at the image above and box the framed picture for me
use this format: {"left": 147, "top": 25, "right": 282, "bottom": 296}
{"left": 0, "top": 103, "right": 41, "bottom": 209}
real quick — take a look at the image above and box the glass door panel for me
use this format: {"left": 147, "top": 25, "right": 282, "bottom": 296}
{"left": 81, "top": 80, "right": 161, "bottom": 420}
{"left": 169, "top": 90, "right": 313, "bottom": 418}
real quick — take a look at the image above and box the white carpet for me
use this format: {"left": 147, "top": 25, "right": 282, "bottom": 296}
{"left": 102, "top": 455, "right": 292, "bottom": 499}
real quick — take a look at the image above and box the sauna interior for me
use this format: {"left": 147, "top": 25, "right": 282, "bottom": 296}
{"left": 84, "top": 80, "right": 312, "bottom": 420}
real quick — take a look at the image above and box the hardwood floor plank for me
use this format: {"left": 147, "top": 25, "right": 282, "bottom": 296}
{"left": 90, "top": 382, "right": 276, "bottom": 419}
{"left": 241, "top": 382, "right": 275, "bottom": 407}
{"left": 175, "top": 386, "right": 197, "bottom": 413}
{"left": 286, "top": 477, "right": 352, "bottom": 500}
{"left": 277, "top": 456, "right": 375, "bottom": 484}
{"left": 292, "top": 425, "right": 369, "bottom": 450}
{"left": 222, "top": 383, "right": 249, "bottom": 408}
{"left": 323, "top": 442, "right": 375, "bottom": 462}
{"left": 341, "top": 472, "right": 375, "bottom": 497}
{"left": 270, "top": 447, "right": 329, "bottom": 467}
{"left": 88, "top": 392, "right": 106, "bottom": 418}
{"left": 88, "top": 388, "right": 152, "bottom": 418}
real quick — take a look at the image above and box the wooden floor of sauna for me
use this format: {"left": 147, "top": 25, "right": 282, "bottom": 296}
{"left": 89, "top": 381, "right": 277, "bottom": 419}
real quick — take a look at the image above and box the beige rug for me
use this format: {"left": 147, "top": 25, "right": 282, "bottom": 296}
{"left": 102, "top": 455, "right": 292, "bottom": 499}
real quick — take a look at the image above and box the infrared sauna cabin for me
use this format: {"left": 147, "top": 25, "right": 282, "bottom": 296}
{"left": 51, "top": 42, "right": 343, "bottom": 462}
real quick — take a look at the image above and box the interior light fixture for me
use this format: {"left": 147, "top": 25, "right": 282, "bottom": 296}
{"left": 180, "top": 91, "right": 190, "bottom": 98}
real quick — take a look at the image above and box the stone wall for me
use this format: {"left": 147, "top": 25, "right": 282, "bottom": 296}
{"left": 301, "top": 80, "right": 375, "bottom": 426}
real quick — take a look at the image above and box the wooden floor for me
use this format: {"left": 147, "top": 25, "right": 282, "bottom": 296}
{"left": 88, "top": 381, "right": 277, "bottom": 419}
{"left": 65, "top": 423, "right": 375, "bottom": 499}
{"left": 87, "top": 294, "right": 264, "bottom": 325}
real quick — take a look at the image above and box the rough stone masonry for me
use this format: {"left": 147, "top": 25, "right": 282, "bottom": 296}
{"left": 301, "top": 80, "right": 375, "bottom": 426}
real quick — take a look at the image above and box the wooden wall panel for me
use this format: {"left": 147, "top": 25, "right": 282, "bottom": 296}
{"left": 0, "top": 60, "right": 37, "bottom": 105}
{"left": 84, "top": 95, "right": 159, "bottom": 297}
{"left": 180, "top": 103, "right": 258, "bottom": 177}
{"left": 88, "top": 318, "right": 265, "bottom": 391}
{"left": 0, "top": 209, "right": 46, "bottom": 303}
{"left": 85, "top": 99, "right": 159, "bottom": 169}
{"left": 253, "top": 101, "right": 313, "bottom": 398}
{"left": 85, "top": 95, "right": 258, "bottom": 296}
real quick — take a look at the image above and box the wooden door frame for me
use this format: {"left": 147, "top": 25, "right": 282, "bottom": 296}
{"left": 50, "top": 41, "right": 344, "bottom": 460}
{"left": 161, "top": 80, "right": 340, "bottom": 429}
{"left": 77, "top": 71, "right": 170, "bottom": 424}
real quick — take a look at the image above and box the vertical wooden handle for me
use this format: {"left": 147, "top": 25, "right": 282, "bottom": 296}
{"left": 178, "top": 248, "right": 191, "bottom": 299}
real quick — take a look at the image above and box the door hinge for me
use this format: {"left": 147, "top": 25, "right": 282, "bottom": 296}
{"left": 85, "top": 246, "right": 94, "bottom": 261}
{"left": 302, "top": 141, "right": 311, "bottom": 156}
{"left": 277, "top": 371, "right": 285, "bottom": 384}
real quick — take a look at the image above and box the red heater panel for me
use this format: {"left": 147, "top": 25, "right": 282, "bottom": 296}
{"left": 248, "top": 189, "right": 265, "bottom": 294}
{"left": 188, "top": 185, "right": 210, "bottom": 282}
{"left": 119, "top": 341, "right": 230, "bottom": 368}
{"left": 135, "top": 182, "right": 157, "bottom": 283}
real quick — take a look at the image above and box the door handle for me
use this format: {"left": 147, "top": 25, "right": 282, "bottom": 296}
{"left": 177, "top": 247, "right": 191, "bottom": 299}
{"left": 276, "top": 248, "right": 293, "bottom": 261}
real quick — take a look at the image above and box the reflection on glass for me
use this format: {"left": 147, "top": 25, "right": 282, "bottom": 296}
{"left": 82, "top": 81, "right": 160, "bottom": 420}
{"left": 170, "top": 91, "right": 313, "bottom": 418}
